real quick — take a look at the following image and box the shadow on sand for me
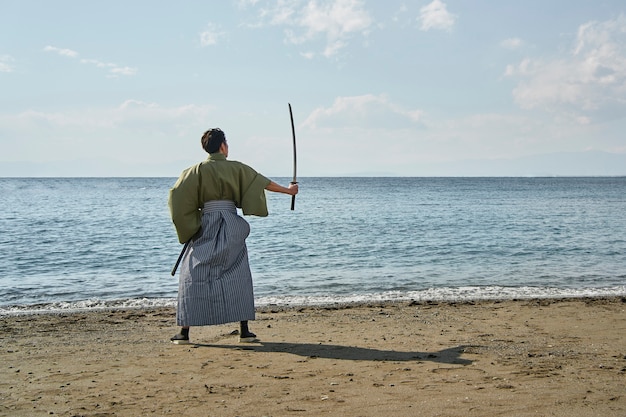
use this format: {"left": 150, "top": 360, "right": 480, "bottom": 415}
{"left": 194, "top": 341, "right": 473, "bottom": 365}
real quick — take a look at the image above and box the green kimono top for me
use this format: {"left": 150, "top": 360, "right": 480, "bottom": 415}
{"left": 168, "top": 153, "right": 271, "bottom": 243}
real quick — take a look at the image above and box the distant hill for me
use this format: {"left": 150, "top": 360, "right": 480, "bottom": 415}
{"left": 1, "top": 151, "right": 625, "bottom": 177}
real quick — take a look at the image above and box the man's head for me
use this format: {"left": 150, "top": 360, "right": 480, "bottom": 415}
{"left": 201, "top": 128, "right": 227, "bottom": 154}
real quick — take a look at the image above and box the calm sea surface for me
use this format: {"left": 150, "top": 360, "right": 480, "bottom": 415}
{"left": 1, "top": 177, "right": 625, "bottom": 314}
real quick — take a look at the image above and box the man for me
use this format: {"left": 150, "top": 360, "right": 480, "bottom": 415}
{"left": 168, "top": 128, "right": 298, "bottom": 344}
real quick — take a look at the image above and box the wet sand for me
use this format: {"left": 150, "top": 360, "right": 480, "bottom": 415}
{"left": 1, "top": 297, "right": 625, "bottom": 416}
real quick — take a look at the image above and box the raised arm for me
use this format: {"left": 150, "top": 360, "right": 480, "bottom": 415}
{"left": 265, "top": 181, "right": 298, "bottom": 196}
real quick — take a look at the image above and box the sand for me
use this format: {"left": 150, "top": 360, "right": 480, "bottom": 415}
{"left": 1, "top": 297, "right": 625, "bottom": 417}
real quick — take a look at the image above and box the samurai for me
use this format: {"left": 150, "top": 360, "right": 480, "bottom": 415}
{"left": 168, "top": 128, "right": 298, "bottom": 344}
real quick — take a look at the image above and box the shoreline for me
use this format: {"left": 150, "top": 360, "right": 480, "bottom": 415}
{"left": 2, "top": 296, "right": 625, "bottom": 416}
{"left": 2, "top": 287, "right": 625, "bottom": 316}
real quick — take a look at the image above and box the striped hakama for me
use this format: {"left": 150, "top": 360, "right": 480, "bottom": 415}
{"left": 176, "top": 200, "right": 255, "bottom": 326}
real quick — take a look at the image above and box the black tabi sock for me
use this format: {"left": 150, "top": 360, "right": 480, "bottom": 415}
{"left": 240, "top": 321, "right": 249, "bottom": 334}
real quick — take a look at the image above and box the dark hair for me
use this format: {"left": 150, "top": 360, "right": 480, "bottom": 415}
{"left": 201, "top": 128, "right": 226, "bottom": 153}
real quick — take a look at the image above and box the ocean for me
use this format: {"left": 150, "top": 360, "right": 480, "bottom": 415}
{"left": 1, "top": 177, "right": 625, "bottom": 315}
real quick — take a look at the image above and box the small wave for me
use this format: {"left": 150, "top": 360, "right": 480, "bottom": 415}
{"left": 1, "top": 286, "right": 624, "bottom": 316}
{"left": 257, "top": 285, "right": 626, "bottom": 306}
{"left": 0, "top": 298, "right": 177, "bottom": 316}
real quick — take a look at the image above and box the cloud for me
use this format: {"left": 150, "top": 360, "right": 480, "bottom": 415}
{"left": 302, "top": 94, "right": 424, "bottom": 129}
{"left": 109, "top": 66, "right": 138, "bottom": 76}
{"left": 236, "top": 0, "right": 261, "bottom": 8}
{"left": 3, "top": 101, "right": 183, "bottom": 130}
{"left": 250, "top": 0, "right": 373, "bottom": 57}
{"left": 43, "top": 45, "right": 79, "bottom": 58}
{"left": 295, "top": 99, "right": 577, "bottom": 175}
{"left": 0, "top": 101, "right": 216, "bottom": 163}
{"left": 43, "top": 45, "right": 137, "bottom": 77}
{"left": 200, "top": 23, "right": 227, "bottom": 46}
{"left": 418, "top": 0, "right": 456, "bottom": 32}
{"left": 500, "top": 38, "right": 524, "bottom": 50}
{"left": 505, "top": 14, "right": 626, "bottom": 123}
{"left": 79, "top": 58, "right": 139, "bottom": 76}
{"left": 0, "top": 55, "right": 15, "bottom": 72}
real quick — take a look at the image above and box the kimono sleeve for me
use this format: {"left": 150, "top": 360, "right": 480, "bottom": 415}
{"left": 168, "top": 165, "right": 202, "bottom": 243}
{"left": 241, "top": 172, "right": 271, "bottom": 217}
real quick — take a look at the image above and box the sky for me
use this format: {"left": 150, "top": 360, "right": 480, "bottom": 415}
{"left": 1, "top": 0, "right": 625, "bottom": 177}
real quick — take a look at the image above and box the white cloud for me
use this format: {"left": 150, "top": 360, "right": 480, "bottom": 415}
{"left": 200, "top": 23, "right": 227, "bottom": 46}
{"left": 505, "top": 14, "right": 626, "bottom": 123}
{"left": 43, "top": 45, "right": 79, "bottom": 58}
{"left": 251, "top": 0, "right": 373, "bottom": 57}
{"left": 302, "top": 94, "right": 424, "bottom": 129}
{"left": 3, "top": 101, "right": 209, "bottom": 130}
{"left": 80, "top": 58, "right": 139, "bottom": 77}
{"left": 119, "top": 99, "right": 158, "bottom": 110}
{"left": 43, "top": 45, "right": 137, "bottom": 77}
{"left": 0, "top": 55, "right": 15, "bottom": 72}
{"left": 109, "top": 66, "right": 138, "bottom": 76}
{"left": 295, "top": 94, "right": 619, "bottom": 175}
{"left": 295, "top": 104, "right": 569, "bottom": 176}
{"left": 418, "top": 0, "right": 456, "bottom": 32}
{"left": 500, "top": 38, "right": 524, "bottom": 50}
{"left": 0, "top": 101, "right": 216, "bottom": 163}
{"left": 236, "top": 0, "right": 261, "bottom": 9}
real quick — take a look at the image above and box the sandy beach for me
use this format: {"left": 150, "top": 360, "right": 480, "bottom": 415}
{"left": 1, "top": 297, "right": 625, "bottom": 417}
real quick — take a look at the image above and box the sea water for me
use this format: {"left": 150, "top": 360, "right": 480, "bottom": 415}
{"left": 1, "top": 177, "right": 625, "bottom": 314}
